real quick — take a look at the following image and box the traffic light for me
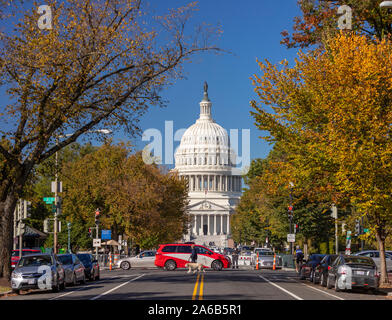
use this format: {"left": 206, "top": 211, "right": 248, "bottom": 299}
{"left": 288, "top": 205, "right": 293, "bottom": 218}
{"left": 95, "top": 208, "right": 100, "bottom": 225}
{"left": 294, "top": 224, "right": 299, "bottom": 233}
{"left": 88, "top": 227, "right": 92, "bottom": 238}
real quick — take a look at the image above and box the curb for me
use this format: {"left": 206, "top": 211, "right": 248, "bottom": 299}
{"left": 0, "top": 290, "right": 12, "bottom": 297}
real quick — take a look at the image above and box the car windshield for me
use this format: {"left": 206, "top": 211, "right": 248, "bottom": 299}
{"left": 345, "top": 257, "right": 375, "bottom": 265}
{"left": 58, "top": 255, "right": 73, "bottom": 265}
{"left": 12, "top": 250, "right": 39, "bottom": 257}
{"left": 18, "top": 255, "right": 52, "bottom": 267}
{"left": 77, "top": 254, "right": 91, "bottom": 264}
{"left": 310, "top": 255, "right": 325, "bottom": 262}
{"left": 259, "top": 251, "right": 274, "bottom": 256}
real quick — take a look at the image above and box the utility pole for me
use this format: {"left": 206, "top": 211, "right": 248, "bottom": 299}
{"left": 54, "top": 136, "right": 59, "bottom": 254}
{"left": 95, "top": 208, "right": 100, "bottom": 260}
{"left": 289, "top": 182, "right": 294, "bottom": 255}
{"left": 331, "top": 204, "right": 338, "bottom": 254}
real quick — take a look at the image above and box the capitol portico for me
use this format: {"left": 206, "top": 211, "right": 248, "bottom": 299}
{"left": 174, "top": 83, "right": 241, "bottom": 247}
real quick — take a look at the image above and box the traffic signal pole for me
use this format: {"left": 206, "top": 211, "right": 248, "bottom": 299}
{"left": 54, "top": 137, "right": 59, "bottom": 254}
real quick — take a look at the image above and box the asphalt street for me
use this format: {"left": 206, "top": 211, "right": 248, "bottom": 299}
{"left": 2, "top": 267, "right": 390, "bottom": 301}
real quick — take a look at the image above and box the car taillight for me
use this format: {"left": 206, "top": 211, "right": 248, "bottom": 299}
{"left": 328, "top": 266, "right": 331, "bottom": 270}
{"left": 339, "top": 266, "right": 347, "bottom": 275}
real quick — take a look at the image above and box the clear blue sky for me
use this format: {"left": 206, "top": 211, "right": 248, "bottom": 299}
{"left": 122, "top": 0, "right": 302, "bottom": 167}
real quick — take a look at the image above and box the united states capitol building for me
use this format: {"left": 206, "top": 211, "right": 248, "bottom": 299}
{"left": 174, "top": 83, "right": 242, "bottom": 247}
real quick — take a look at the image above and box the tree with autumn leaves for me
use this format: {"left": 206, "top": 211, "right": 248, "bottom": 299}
{"left": 58, "top": 143, "right": 188, "bottom": 251}
{"left": 281, "top": 0, "right": 392, "bottom": 48}
{"left": 0, "top": 0, "right": 220, "bottom": 278}
{"left": 250, "top": 32, "right": 392, "bottom": 284}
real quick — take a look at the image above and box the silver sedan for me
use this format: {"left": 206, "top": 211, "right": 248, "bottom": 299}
{"left": 116, "top": 251, "right": 157, "bottom": 270}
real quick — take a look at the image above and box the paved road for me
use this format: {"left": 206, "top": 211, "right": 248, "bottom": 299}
{"left": 2, "top": 268, "right": 389, "bottom": 301}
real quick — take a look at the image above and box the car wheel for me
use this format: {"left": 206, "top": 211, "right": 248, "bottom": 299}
{"left": 326, "top": 275, "right": 332, "bottom": 289}
{"left": 121, "top": 261, "right": 131, "bottom": 270}
{"left": 60, "top": 278, "right": 66, "bottom": 290}
{"left": 320, "top": 273, "right": 326, "bottom": 287}
{"left": 12, "top": 289, "right": 20, "bottom": 295}
{"left": 312, "top": 272, "right": 318, "bottom": 284}
{"left": 80, "top": 274, "right": 86, "bottom": 285}
{"left": 72, "top": 273, "right": 77, "bottom": 286}
{"left": 212, "top": 260, "right": 223, "bottom": 271}
{"left": 334, "top": 278, "right": 341, "bottom": 292}
{"left": 164, "top": 260, "right": 177, "bottom": 271}
{"left": 52, "top": 278, "right": 60, "bottom": 293}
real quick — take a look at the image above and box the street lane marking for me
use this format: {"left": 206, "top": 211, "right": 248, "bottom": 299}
{"left": 89, "top": 274, "right": 145, "bottom": 300}
{"left": 300, "top": 282, "right": 345, "bottom": 300}
{"left": 258, "top": 275, "right": 303, "bottom": 300}
{"left": 48, "top": 274, "right": 142, "bottom": 300}
{"left": 192, "top": 273, "right": 201, "bottom": 300}
{"left": 199, "top": 274, "right": 204, "bottom": 300}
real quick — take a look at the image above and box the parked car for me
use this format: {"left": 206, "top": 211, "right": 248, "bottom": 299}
{"left": 57, "top": 253, "right": 86, "bottom": 285}
{"left": 116, "top": 250, "right": 157, "bottom": 270}
{"left": 155, "top": 244, "right": 231, "bottom": 271}
{"left": 11, "top": 253, "right": 65, "bottom": 294}
{"left": 77, "top": 253, "right": 100, "bottom": 280}
{"left": 354, "top": 250, "right": 392, "bottom": 272}
{"left": 11, "top": 249, "right": 41, "bottom": 268}
{"left": 326, "top": 255, "right": 378, "bottom": 293}
{"left": 254, "top": 250, "right": 281, "bottom": 269}
{"left": 313, "top": 254, "right": 338, "bottom": 286}
{"left": 299, "top": 254, "right": 326, "bottom": 281}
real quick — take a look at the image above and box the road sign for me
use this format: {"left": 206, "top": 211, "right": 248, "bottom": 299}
{"left": 101, "top": 230, "right": 111, "bottom": 240}
{"left": 345, "top": 230, "right": 352, "bottom": 254}
{"left": 93, "top": 239, "right": 101, "bottom": 247}
{"left": 287, "top": 233, "right": 295, "bottom": 243}
{"left": 43, "top": 197, "right": 55, "bottom": 204}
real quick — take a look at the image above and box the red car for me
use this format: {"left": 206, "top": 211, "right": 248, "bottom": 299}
{"left": 11, "top": 249, "right": 41, "bottom": 268}
{"left": 155, "top": 243, "right": 231, "bottom": 271}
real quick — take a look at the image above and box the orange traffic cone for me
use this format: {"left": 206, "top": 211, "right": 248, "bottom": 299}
{"left": 255, "top": 253, "right": 259, "bottom": 270}
{"left": 273, "top": 254, "right": 276, "bottom": 270}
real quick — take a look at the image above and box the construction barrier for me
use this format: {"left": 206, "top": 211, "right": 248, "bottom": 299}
{"left": 114, "top": 253, "right": 119, "bottom": 268}
{"left": 109, "top": 252, "right": 113, "bottom": 271}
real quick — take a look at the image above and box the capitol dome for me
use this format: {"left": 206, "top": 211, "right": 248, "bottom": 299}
{"left": 175, "top": 82, "right": 241, "bottom": 248}
{"left": 175, "top": 85, "right": 236, "bottom": 171}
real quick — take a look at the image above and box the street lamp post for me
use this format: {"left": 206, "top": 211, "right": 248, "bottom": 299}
{"left": 67, "top": 222, "right": 71, "bottom": 253}
{"left": 53, "top": 129, "right": 112, "bottom": 253}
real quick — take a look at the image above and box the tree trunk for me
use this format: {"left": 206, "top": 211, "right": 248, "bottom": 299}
{"left": 0, "top": 193, "right": 18, "bottom": 279}
{"left": 375, "top": 229, "right": 389, "bottom": 284}
{"left": 0, "top": 164, "right": 31, "bottom": 279}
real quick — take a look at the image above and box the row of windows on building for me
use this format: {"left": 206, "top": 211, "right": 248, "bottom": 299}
{"left": 176, "top": 154, "right": 236, "bottom": 166}
{"left": 180, "top": 174, "right": 242, "bottom": 192}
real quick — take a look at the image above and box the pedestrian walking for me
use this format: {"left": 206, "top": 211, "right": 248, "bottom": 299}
{"left": 295, "top": 245, "right": 304, "bottom": 273}
{"left": 190, "top": 244, "right": 198, "bottom": 263}
{"left": 232, "top": 247, "right": 239, "bottom": 269}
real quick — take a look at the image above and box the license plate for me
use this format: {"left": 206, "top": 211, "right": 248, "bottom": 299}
{"left": 28, "top": 279, "right": 36, "bottom": 284}
{"left": 356, "top": 271, "right": 365, "bottom": 275}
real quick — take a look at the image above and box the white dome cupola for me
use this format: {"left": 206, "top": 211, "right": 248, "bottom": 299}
{"left": 175, "top": 82, "right": 236, "bottom": 171}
